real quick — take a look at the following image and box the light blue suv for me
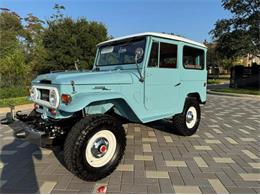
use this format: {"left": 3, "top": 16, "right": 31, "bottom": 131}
{"left": 11, "top": 32, "right": 207, "bottom": 181}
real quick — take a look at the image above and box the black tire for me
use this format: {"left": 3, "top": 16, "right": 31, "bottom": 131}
{"left": 172, "top": 97, "right": 201, "bottom": 136}
{"left": 64, "top": 114, "right": 126, "bottom": 181}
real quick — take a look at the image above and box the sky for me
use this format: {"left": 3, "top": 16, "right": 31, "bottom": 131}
{"left": 1, "top": 0, "right": 232, "bottom": 43}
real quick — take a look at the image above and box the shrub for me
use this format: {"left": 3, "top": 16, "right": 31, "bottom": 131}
{"left": 0, "top": 87, "right": 29, "bottom": 99}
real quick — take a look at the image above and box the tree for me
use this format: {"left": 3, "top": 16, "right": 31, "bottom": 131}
{"left": 23, "top": 13, "right": 45, "bottom": 47}
{"left": 0, "top": 9, "right": 31, "bottom": 87}
{"left": 210, "top": 0, "right": 260, "bottom": 59}
{"left": 0, "top": 8, "right": 25, "bottom": 58}
{"left": 0, "top": 49, "right": 30, "bottom": 87}
{"left": 23, "top": 13, "right": 47, "bottom": 76}
{"left": 50, "top": 4, "right": 65, "bottom": 21}
{"left": 42, "top": 5, "right": 108, "bottom": 71}
{"left": 0, "top": 4, "right": 111, "bottom": 89}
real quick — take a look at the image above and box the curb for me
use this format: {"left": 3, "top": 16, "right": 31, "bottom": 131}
{"left": 207, "top": 90, "right": 260, "bottom": 99}
{"left": 0, "top": 103, "right": 33, "bottom": 115}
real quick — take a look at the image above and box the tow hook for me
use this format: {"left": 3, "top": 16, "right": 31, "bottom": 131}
{"left": 0, "top": 105, "right": 15, "bottom": 125}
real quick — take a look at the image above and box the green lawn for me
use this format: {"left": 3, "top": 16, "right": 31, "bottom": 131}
{"left": 0, "top": 96, "right": 32, "bottom": 107}
{"left": 0, "top": 86, "right": 32, "bottom": 107}
{"left": 212, "top": 88, "right": 260, "bottom": 95}
{"left": 207, "top": 79, "right": 229, "bottom": 84}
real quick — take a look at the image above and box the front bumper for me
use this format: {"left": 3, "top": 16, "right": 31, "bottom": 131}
{"left": 1, "top": 108, "right": 78, "bottom": 147}
{"left": 14, "top": 126, "right": 53, "bottom": 147}
{"left": 13, "top": 111, "right": 54, "bottom": 147}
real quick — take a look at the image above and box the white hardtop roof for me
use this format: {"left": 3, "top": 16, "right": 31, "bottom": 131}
{"left": 97, "top": 32, "right": 206, "bottom": 48}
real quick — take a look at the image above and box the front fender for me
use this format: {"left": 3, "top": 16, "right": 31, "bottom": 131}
{"left": 58, "top": 92, "right": 127, "bottom": 113}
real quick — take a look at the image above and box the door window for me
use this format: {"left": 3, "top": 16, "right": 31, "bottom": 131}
{"left": 148, "top": 41, "right": 159, "bottom": 67}
{"left": 148, "top": 41, "right": 177, "bottom": 69}
{"left": 159, "top": 42, "right": 177, "bottom": 69}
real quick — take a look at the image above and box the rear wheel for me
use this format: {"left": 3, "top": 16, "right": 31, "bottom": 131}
{"left": 172, "top": 97, "right": 201, "bottom": 136}
{"left": 64, "top": 114, "right": 126, "bottom": 181}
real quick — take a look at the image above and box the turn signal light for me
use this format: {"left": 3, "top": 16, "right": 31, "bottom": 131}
{"left": 49, "top": 108, "right": 57, "bottom": 115}
{"left": 61, "top": 94, "right": 72, "bottom": 105}
{"left": 34, "top": 103, "right": 39, "bottom": 109}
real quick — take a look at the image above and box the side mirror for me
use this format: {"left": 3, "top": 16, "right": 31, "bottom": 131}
{"left": 135, "top": 47, "right": 144, "bottom": 62}
{"left": 134, "top": 47, "right": 144, "bottom": 82}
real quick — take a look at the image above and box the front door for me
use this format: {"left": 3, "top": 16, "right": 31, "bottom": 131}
{"left": 144, "top": 39, "right": 180, "bottom": 114}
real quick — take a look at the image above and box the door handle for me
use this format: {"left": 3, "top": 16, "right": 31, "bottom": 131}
{"left": 174, "top": 82, "right": 181, "bottom": 87}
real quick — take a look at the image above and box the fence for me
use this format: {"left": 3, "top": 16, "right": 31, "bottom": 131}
{"left": 230, "top": 64, "right": 260, "bottom": 88}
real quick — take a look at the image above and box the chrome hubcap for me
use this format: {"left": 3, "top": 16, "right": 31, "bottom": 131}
{"left": 186, "top": 111, "right": 194, "bottom": 123}
{"left": 185, "top": 106, "right": 197, "bottom": 129}
{"left": 91, "top": 137, "right": 109, "bottom": 158}
{"left": 85, "top": 130, "right": 117, "bottom": 167}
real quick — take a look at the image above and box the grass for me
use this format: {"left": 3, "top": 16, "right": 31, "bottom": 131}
{"left": 212, "top": 88, "right": 260, "bottom": 96}
{"left": 0, "top": 86, "right": 32, "bottom": 107}
{"left": 207, "top": 79, "right": 229, "bottom": 84}
{"left": 0, "top": 96, "right": 32, "bottom": 108}
{"left": 0, "top": 87, "right": 29, "bottom": 99}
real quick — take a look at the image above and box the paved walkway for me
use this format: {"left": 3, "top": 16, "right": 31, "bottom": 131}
{"left": 0, "top": 95, "right": 259, "bottom": 193}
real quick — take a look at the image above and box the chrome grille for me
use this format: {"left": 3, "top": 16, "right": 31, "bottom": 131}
{"left": 39, "top": 89, "right": 49, "bottom": 101}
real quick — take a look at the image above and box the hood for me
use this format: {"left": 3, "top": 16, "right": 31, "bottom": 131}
{"left": 32, "top": 70, "right": 134, "bottom": 85}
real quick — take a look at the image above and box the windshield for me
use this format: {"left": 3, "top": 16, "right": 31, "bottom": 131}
{"left": 96, "top": 37, "right": 146, "bottom": 66}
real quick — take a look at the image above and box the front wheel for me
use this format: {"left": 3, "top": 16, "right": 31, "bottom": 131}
{"left": 64, "top": 114, "right": 126, "bottom": 181}
{"left": 172, "top": 97, "right": 201, "bottom": 136}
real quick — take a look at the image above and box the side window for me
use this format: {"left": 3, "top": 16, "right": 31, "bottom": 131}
{"left": 160, "top": 42, "right": 177, "bottom": 68}
{"left": 148, "top": 41, "right": 159, "bottom": 67}
{"left": 183, "top": 46, "right": 204, "bottom": 69}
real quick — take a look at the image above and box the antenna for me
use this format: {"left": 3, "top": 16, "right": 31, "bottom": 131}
{"left": 74, "top": 59, "right": 79, "bottom": 70}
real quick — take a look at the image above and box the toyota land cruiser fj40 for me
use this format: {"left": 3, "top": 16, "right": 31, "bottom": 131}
{"left": 3, "top": 32, "right": 207, "bottom": 181}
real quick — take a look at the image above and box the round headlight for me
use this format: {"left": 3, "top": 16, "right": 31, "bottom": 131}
{"left": 49, "top": 89, "right": 58, "bottom": 107}
{"left": 30, "top": 87, "right": 38, "bottom": 101}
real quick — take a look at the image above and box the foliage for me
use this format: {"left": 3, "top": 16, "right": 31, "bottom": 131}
{"left": 0, "top": 9, "right": 25, "bottom": 58}
{"left": 43, "top": 17, "right": 108, "bottom": 71}
{"left": 0, "top": 87, "right": 28, "bottom": 99}
{"left": 206, "top": 41, "right": 247, "bottom": 70}
{"left": 0, "top": 86, "right": 30, "bottom": 108}
{"left": 212, "top": 88, "right": 260, "bottom": 95}
{"left": 0, "top": 9, "right": 33, "bottom": 87}
{"left": 0, "top": 4, "right": 109, "bottom": 89}
{"left": 0, "top": 97, "right": 32, "bottom": 107}
{"left": 207, "top": 78, "right": 229, "bottom": 84}
{"left": 0, "top": 49, "right": 31, "bottom": 87}
{"left": 210, "top": 0, "right": 260, "bottom": 59}
{"left": 23, "top": 13, "right": 47, "bottom": 77}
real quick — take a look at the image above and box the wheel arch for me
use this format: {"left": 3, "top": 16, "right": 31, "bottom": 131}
{"left": 59, "top": 92, "right": 140, "bottom": 122}
{"left": 187, "top": 92, "right": 203, "bottom": 104}
{"left": 85, "top": 98, "right": 140, "bottom": 122}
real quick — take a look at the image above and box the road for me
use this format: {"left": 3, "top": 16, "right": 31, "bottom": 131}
{"left": 0, "top": 94, "right": 259, "bottom": 193}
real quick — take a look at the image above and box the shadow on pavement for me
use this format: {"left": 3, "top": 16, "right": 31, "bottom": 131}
{"left": 146, "top": 119, "right": 184, "bottom": 136}
{"left": 0, "top": 121, "right": 42, "bottom": 193}
{"left": 0, "top": 113, "right": 184, "bottom": 193}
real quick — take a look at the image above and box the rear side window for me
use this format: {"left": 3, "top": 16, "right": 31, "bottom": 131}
{"left": 183, "top": 46, "right": 204, "bottom": 69}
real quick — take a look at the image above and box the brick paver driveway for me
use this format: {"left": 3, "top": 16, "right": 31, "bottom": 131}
{"left": 0, "top": 94, "right": 259, "bottom": 194}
